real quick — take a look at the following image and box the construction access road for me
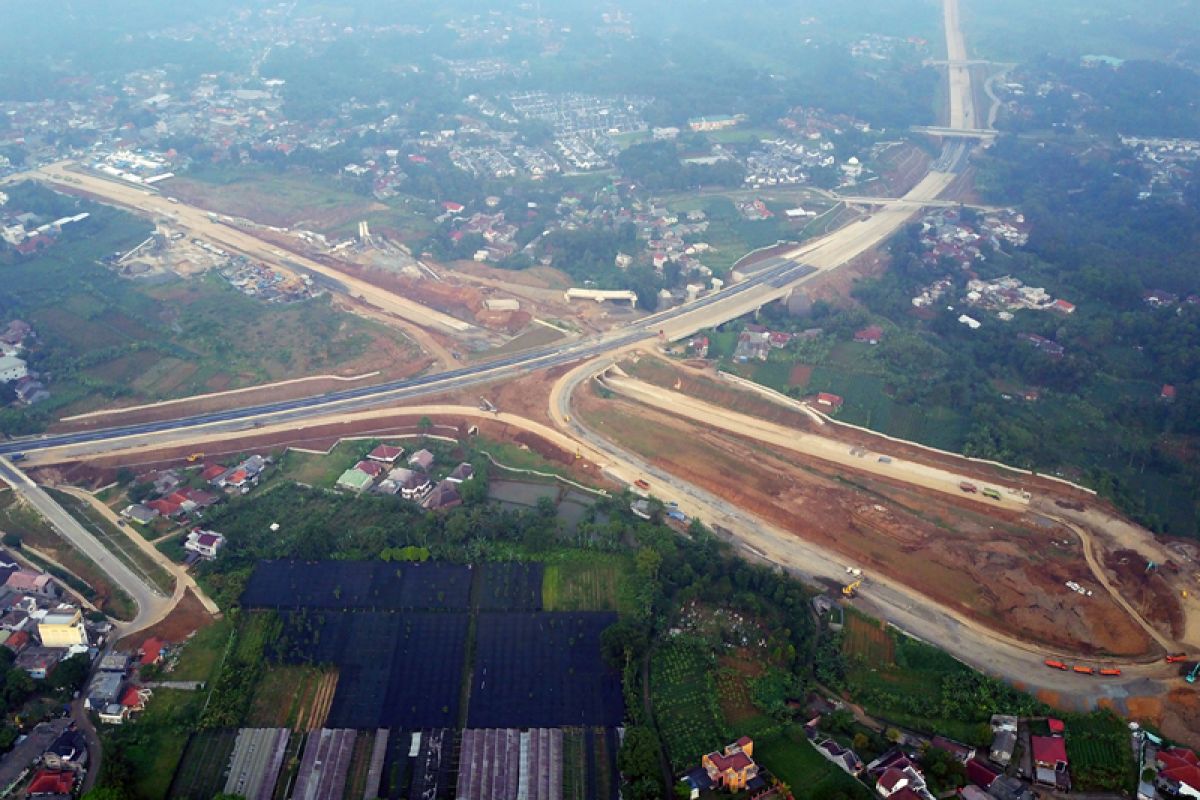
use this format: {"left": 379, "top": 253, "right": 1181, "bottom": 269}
{"left": 597, "top": 366, "right": 1030, "bottom": 510}
{"left": 545, "top": 354, "right": 1173, "bottom": 702}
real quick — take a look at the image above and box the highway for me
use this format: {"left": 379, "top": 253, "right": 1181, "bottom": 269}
{"left": 2, "top": 0, "right": 1148, "bottom": 706}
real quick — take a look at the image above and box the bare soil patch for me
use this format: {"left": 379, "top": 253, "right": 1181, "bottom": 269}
{"left": 575, "top": 388, "right": 1154, "bottom": 656}
{"left": 118, "top": 589, "right": 215, "bottom": 650}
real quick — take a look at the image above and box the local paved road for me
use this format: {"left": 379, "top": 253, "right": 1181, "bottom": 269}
{"left": 0, "top": 457, "right": 167, "bottom": 631}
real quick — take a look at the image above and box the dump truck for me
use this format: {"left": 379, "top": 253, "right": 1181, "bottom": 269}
{"left": 1099, "top": 668, "right": 1122, "bottom": 677}
{"left": 959, "top": 481, "right": 977, "bottom": 493}
{"left": 1044, "top": 659, "right": 1068, "bottom": 671}
{"left": 1072, "top": 665, "right": 1095, "bottom": 675}
{"left": 982, "top": 488, "right": 1002, "bottom": 501}
{"left": 1167, "top": 653, "right": 1189, "bottom": 663}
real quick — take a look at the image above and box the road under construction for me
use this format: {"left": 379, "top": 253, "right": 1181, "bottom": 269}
{"left": 0, "top": 0, "right": 1190, "bottom": 715}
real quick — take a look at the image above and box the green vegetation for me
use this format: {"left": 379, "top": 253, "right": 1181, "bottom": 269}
{"left": 99, "top": 689, "right": 203, "bottom": 800}
{"left": 542, "top": 551, "right": 634, "bottom": 613}
{"left": 1063, "top": 710, "right": 1138, "bottom": 791}
{"left": 755, "top": 727, "right": 872, "bottom": 800}
{"left": 839, "top": 624, "right": 1042, "bottom": 745}
{"left": 650, "top": 637, "right": 726, "bottom": 768}
{"left": 167, "top": 729, "right": 238, "bottom": 800}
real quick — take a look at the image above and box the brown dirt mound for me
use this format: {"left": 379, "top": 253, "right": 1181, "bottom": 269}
{"left": 118, "top": 589, "right": 215, "bottom": 651}
{"left": 1104, "top": 548, "right": 1184, "bottom": 640}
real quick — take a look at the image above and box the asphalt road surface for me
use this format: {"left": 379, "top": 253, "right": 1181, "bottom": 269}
{"left": 0, "top": 457, "right": 167, "bottom": 631}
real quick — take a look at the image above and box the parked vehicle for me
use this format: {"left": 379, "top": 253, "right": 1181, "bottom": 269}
{"left": 959, "top": 481, "right": 977, "bottom": 493}
{"left": 1044, "top": 659, "right": 1068, "bottom": 670}
{"left": 982, "top": 488, "right": 1002, "bottom": 500}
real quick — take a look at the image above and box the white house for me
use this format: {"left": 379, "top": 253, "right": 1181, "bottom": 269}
{"left": 0, "top": 355, "right": 27, "bottom": 383}
{"left": 184, "top": 530, "right": 225, "bottom": 559}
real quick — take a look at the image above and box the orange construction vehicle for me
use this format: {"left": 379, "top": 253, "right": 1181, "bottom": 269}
{"left": 186, "top": 452, "right": 205, "bottom": 463}
{"left": 1099, "top": 668, "right": 1122, "bottom": 677}
{"left": 1044, "top": 659, "right": 1068, "bottom": 671}
{"left": 1073, "top": 665, "right": 1095, "bottom": 675}
{"left": 1167, "top": 653, "right": 1189, "bottom": 663}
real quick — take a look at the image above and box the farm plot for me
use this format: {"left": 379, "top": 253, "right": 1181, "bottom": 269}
{"left": 468, "top": 612, "right": 623, "bottom": 728}
{"left": 650, "top": 638, "right": 727, "bottom": 769}
{"left": 1064, "top": 712, "right": 1137, "bottom": 791}
{"left": 167, "top": 729, "right": 237, "bottom": 800}
{"left": 241, "top": 560, "right": 471, "bottom": 610}
{"left": 478, "top": 562, "right": 544, "bottom": 611}
{"left": 542, "top": 553, "right": 631, "bottom": 612}
{"left": 277, "top": 610, "right": 469, "bottom": 729}
{"left": 841, "top": 611, "right": 896, "bottom": 664}
{"left": 246, "top": 666, "right": 338, "bottom": 730}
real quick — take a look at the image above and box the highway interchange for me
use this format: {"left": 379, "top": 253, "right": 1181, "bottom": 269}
{"left": 0, "top": 0, "right": 1182, "bottom": 704}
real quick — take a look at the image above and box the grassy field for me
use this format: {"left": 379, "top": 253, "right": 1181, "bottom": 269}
{"left": 842, "top": 622, "right": 994, "bottom": 744}
{"left": 168, "top": 729, "right": 238, "bottom": 800}
{"left": 277, "top": 440, "right": 375, "bottom": 488}
{"left": 754, "top": 727, "right": 872, "bottom": 800}
{"left": 46, "top": 489, "right": 176, "bottom": 595}
{"left": 650, "top": 637, "right": 727, "bottom": 769}
{"left": 247, "top": 664, "right": 339, "bottom": 730}
{"left": 542, "top": 551, "right": 634, "bottom": 613}
{"left": 120, "top": 689, "right": 202, "bottom": 800}
{"left": 471, "top": 324, "right": 565, "bottom": 360}
{"left": 171, "top": 616, "right": 235, "bottom": 682}
{"left": 168, "top": 167, "right": 385, "bottom": 231}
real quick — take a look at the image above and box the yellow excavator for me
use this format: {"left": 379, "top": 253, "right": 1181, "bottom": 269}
{"left": 842, "top": 579, "right": 863, "bottom": 598}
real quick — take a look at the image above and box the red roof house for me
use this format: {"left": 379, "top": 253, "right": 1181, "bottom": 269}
{"left": 147, "top": 498, "right": 182, "bottom": 517}
{"left": 965, "top": 758, "right": 1000, "bottom": 788}
{"left": 1162, "top": 384, "right": 1177, "bottom": 402}
{"left": 1159, "top": 748, "right": 1200, "bottom": 797}
{"left": 854, "top": 325, "right": 884, "bottom": 344}
{"left": 1047, "top": 718, "right": 1066, "bottom": 734}
{"left": 368, "top": 444, "right": 405, "bottom": 463}
{"left": 201, "top": 463, "right": 227, "bottom": 482}
{"left": 139, "top": 636, "right": 167, "bottom": 666}
{"left": 355, "top": 460, "right": 386, "bottom": 477}
{"left": 120, "top": 685, "right": 150, "bottom": 711}
{"left": 816, "top": 392, "right": 844, "bottom": 410}
{"left": 27, "top": 769, "right": 74, "bottom": 796}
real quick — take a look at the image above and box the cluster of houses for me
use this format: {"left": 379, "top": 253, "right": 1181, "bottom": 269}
{"left": 916, "top": 208, "right": 1030, "bottom": 273}
{"left": 1144, "top": 289, "right": 1200, "bottom": 309}
{"left": 962, "top": 275, "right": 1075, "bottom": 319}
{"left": 733, "top": 324, "right": 796, "bottom": 362}
{"left": 1121, "top": 135, "right": 1200, "bottom": 202}
{"left": 0, "top": 191, "right": 90, "bottom": 257}
{"left": 2, "top": 724, "right": 90, "bottom": 800}
{"left": 121, "top": 454, "right": 270, "bottom": 528}
{"left": 684, "top": 704, "right": 1088, "bottom": 800}
{"left": 82, "top": 641, "right": 163, "bottom": 725}
{"left": 335, "top": 443, "right": 474, "bottom": 511}
{"left": 0, "top": 552, "right": 99, "bottom": 682}
{"left": 0, "top": 320, "right": 49, "bottom": 406}
{"left": 1141, "top": 735, "right": 1200, "bottom": 799}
